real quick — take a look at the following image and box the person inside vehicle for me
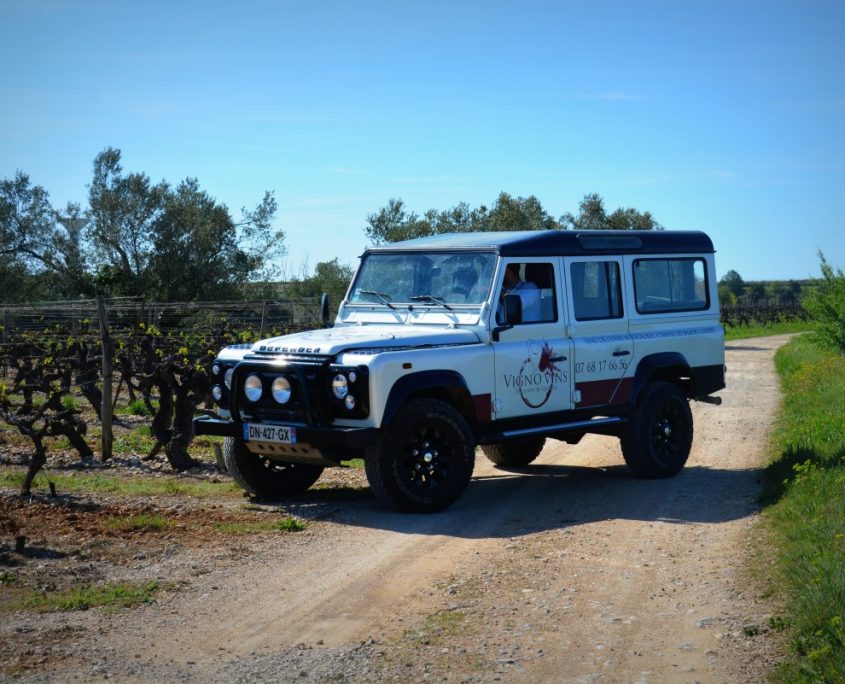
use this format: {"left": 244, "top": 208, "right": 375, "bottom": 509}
{"left": 452, "top": 267, "right": 480, "bottom": 302}
{"left": 497, "top": 263, "right": 541, "bottom": 322}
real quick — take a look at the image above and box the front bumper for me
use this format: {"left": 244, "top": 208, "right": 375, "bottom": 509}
{"left": 193, "top": 416, "right": 378, "bottom": 451}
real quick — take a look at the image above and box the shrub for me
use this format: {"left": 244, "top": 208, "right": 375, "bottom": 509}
{"left": 803, "top": 252, "right": 845, "bottom": 353}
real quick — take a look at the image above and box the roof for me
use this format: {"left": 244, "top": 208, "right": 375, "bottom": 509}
{"left": 366, "top": 230, "right": 715, "bottom": 257}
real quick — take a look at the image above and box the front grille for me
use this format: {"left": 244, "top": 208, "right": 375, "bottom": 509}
{"left": 233, "top": 360, "right": 327, "bottom": 425}
{"left": 231, "top": 359, "right": 369, "bottom": 425}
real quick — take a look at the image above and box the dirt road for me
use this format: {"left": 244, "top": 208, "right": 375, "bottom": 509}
{"left": 7, "top": 336, "right": 787, "bottom": 682}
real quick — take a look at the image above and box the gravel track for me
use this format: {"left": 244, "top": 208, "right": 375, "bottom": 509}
{"left": 3, "top": 335, "right": 788, "bottom": 682}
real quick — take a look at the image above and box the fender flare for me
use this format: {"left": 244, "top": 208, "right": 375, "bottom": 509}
{"left": 630, "top": 352, "right": 692, "bottom": 404}
{"left": 381, "top": 370, "right": 473, "bottom": 427}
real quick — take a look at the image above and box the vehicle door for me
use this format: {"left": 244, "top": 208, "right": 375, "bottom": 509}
{"left": 492, "top": 258, "right": 573, "bottom": 420}
{"left": 563, "top": 256, "right": 634, "bottom": 408}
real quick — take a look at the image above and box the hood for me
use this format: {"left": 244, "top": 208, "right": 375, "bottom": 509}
{"left": 252, "top": 325, "right": 480, "bottom": 357}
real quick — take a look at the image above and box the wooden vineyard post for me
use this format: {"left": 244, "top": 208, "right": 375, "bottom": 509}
{"left": 260, "top": 300, "right": 269, "bottom": 338}
{"left": 2, "top": 308, "right": 8, "bottom": 378}
{"left": 97, "top": 297, "right": 113, "bottom": 461}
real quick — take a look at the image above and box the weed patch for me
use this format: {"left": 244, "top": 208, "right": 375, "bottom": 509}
{"left": 20, "top": 581, "right": 160, "bottom": 613}
{"left": 0, "top": 469, "right": 241, "bottom": 498}
{"left": 106, "top": 513, "right": 172, "bottom": 532}
{"left": 215, "top": 515, "right": 307, "bottom": 534}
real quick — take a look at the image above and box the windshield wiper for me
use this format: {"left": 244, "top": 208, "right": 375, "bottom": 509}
{"left": 410, "top": 294, "right": 452, "bottom": 310}
{"left": 360, "top": 290, "right": 396, "bottom": 309}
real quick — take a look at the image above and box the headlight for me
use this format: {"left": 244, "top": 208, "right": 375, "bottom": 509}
{"left": 224, "top": 368, "right": 234, "bottom": 389}
{"left": 212, "top": 385, "right": 223, "bottom": 401}
{"left": 344, "top": 394, "right": 356, "bottom": 410}
{"left": 212, "top": 363, "right": 221, "bottom": 376}
{"left": 331, "top": 374, "right": 348, "bottom": 400}
{"left": 271, "top": 377, "right": 292, "bottom": 404}
{"left": 348, "top": 370, "right": 357, "bottom": 383}
{"left": 244, "top": 374, "right": 263, "bottom": 402}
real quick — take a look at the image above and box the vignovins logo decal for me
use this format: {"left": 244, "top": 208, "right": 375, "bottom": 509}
{"left": 503, "top": 340, "right": 568, "bottom": 408}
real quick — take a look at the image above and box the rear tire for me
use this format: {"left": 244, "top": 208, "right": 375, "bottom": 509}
{"left": 223, "top": 437, "right": 324, "bottom": 499}
{"left": 481, "top": 436, "right": 546, "bottom": 467}
{"left": 365, "top": 398, "right": 475, "bottom": 513}
{"left": 621, "top": 382, "right": 692, "bottom": 478}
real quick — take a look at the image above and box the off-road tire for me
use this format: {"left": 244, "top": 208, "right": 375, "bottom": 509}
{"left": 481, "top": 436, "right": 546, "bottom": 467}
{"left": 223, "top": 437, "right": 324, "bottom": 499}
{"left": 621, "top": 381, "right": 693, "bottom": 478}
{"left": 364, "top": 398, "right": 475, "bottom": 513}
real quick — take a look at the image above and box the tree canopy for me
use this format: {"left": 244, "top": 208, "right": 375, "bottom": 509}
{"left": 284, "top": 258, "right": 355, "bottom": 310}
{"left": 1, "top": 148, "right": 282, "bottom": 302}
{"left": 364, "top": 192, "right": 663, "bottom": 244}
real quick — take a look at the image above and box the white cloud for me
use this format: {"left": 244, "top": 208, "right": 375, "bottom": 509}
{"left": 576, "top": 91, "right": 646, "bottom": 102}
{"left": 391, "top": 175, "right": 464, "bottom": 184}
{"left": 327, "top": 167, "right": 367, "bottom": 176}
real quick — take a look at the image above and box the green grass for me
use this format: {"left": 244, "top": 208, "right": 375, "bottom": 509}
{"left": 106, "top": 512, "right": 172, "bottom": 532}
{"left": 21, "top": 581, "right": 160, "bottom": 612}
{"left": 0, "top": 571, "right": 17, "bottom": 586}
{"left": 763, "top": 334, "right": 845, "bottom": 682}
{"left": 0, "top": 469, "right": 241, "bottom": 498}
{"left": 112, "top": 425, "right": 156, "bottom": 454}
{"left": 215, "top": 515, "right": 307, "bottom": 534}
{"left": 723, "top": 319, "right": 811, "bottom": 341}
{"left": 126, "top": 399, "right": 151, "bottom": 416}
{"left": 341, "top": 457, "right": 365, "bottom": 469}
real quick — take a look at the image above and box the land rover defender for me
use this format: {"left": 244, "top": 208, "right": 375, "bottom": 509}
{"left": 194, "top": 230, "right": 725, "bottom": 512}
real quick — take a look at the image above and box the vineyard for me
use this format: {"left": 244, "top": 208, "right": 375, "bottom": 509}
{"left": 719, "top": 301, "right": 809, "bottom": 328}
{"left": 0, "top": 297, "right": 323, "bottom": 493}
{"left": 1, "top": 296, "right": 810, "bottom": 493}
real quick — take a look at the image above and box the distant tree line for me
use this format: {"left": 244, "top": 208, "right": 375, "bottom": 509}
{"left": 364, "top": 192, "right": 663, "bottom": 245}
{"left": 1, "top": 147, "right": 283, "bottom": 303}
{"left": 718, "top": 269, "right": 807, "bottom": 306}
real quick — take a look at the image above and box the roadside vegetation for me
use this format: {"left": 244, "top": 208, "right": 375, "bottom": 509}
{"left": 763, "top": 329, "right": 845, "bottom": 679}
{"left": 723, "top": 319, "right": 810, "bottom": 341}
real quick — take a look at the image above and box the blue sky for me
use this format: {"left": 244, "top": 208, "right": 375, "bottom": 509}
{"left": 1, "top": 0, "right": 843, "bottom": 281}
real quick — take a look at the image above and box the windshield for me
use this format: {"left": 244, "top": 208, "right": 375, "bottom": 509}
{"left": 348, "top": 252, "right": 496, "bottom": 306}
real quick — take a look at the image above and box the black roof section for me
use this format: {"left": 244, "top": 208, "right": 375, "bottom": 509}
{"left": 366, "top": 230, "right": 714, "bottom": 257}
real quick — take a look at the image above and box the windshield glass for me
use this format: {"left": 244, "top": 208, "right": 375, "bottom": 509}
{"left": 348, "top": 252, "right": 496, "bottom": 306}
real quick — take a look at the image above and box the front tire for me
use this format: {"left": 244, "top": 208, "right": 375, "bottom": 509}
{"left": 481, "top": 436, "right": 546, "bottom": 467}
{"left": 365, "top": 398, "right": 475, "bottom": 513}
{"left": 223, "top": 437, "right": 324, "bottom": 499}
{"left": 621, "top": 381, "right": 693, "bottom": 478}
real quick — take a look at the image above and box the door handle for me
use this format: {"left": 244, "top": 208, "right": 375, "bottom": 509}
{"left": 612, "top": 350, "right": 630, "bottom": 357}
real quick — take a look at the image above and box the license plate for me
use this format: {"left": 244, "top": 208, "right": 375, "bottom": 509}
{"left": 243, "top": 423, "right": 297, "bottom": 444}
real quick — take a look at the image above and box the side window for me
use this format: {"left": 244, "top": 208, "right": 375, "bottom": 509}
{"left": 498, "top": 262, "right": 557, "bottom": 323}
{"left": 633, "top": 258, "right": 708, "bottom": 313}
{"left": 570, "top": 261, "right": 623, "bottom": 321}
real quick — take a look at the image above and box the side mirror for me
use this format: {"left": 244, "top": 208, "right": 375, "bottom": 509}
{"left": 492, "top": 294, "right": 522, "bottom": 341}
{"left": 320, "top": 293, "right": 333, "bottom": 328}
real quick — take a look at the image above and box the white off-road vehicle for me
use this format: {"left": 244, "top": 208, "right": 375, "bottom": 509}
{"left": 195, "top": 231, "right": 724, "bottom": 512}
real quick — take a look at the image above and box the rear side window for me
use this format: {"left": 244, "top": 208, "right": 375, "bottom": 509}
{"left": 570, "top": 261, "right": 623, "bottom": 320}
{"left": 633, "top": 258, "right": 708, "bottom": 313}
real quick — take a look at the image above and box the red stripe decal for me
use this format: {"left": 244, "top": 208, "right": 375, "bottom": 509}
{"left": 472, "top": 393, "right": 492, "bottom": 424}
{"left": 576, "top": 378, "right": 633, "bottom": 407}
